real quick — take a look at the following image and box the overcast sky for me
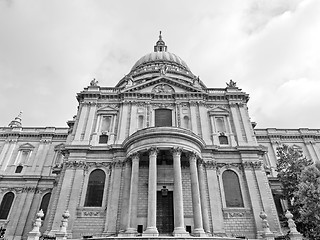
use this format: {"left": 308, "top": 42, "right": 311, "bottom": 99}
{"left": 0, "top": 0, "right": 319, "bottom": 129}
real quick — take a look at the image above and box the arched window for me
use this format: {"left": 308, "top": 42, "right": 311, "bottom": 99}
{"left": 222, "top": 170, "right": 244, "bottom": 207}
{"left": 85, "top": 170, "right": 106, "bottom": 207}
{"left": 183, "top": 116, "right": 190, "bottom": 129}
{"left": 155, "top": 109, "right": 172, "bottom": 127}
{"left": 39, "top": 193, "right": 51, "bottom": 219}
{"left": 0, "top": 192, "right": 14, "bottom": 219}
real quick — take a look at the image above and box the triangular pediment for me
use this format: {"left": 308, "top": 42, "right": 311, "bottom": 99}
{"left": 121, "top": 76, "right": 205, "bottom": 94}
{"left": 97, "top": 105, "right": 119, "bottom": 114}
{"left": 19, "top": 143, "right": 35, "bottom": 150}
{"left": 54, "top": 143, "right": 65, "bottom": 151}
{"left": 208, "top": 107, "right": 229, "bottom": 115}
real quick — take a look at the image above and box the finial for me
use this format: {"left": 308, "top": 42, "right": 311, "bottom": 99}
{"left": 8, "top": 111, "right": 23, "bottom": 128}
{"left": 159, "top": 31, "right": 162, "bottom": 39}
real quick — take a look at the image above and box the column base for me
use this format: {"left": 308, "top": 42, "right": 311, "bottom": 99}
{"left": 143, "top": 227, "right": 159, "bottom": 237}
{"left": 193, "top": 228, "right": 207, "bottom": 237}
{"left": 173, "top": 227, "right": 189, "bottom": 237}
{"left": 118, "top": 228, "right": 137, "bottom": 237}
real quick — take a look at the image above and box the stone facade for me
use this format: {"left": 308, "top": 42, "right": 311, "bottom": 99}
{"left": 1, "top": 34, "right": 319, "bottom": 240}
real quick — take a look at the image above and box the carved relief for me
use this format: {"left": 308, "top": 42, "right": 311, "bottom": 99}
{"left": 242, "top": 161, "right": 263, "bottom": 170}
{"left": 152, "top": 84, "right": 174, "bottom": 94}
{"left": 65, "top": 161, "right": 87, "bottom": 169}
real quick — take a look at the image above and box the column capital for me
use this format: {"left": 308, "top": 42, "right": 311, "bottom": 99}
{"left": 130, "top": 152, "right": 140, "bottom": 162}
{"left": 187, "top": 151, "right": 201, "bottom": 162}
{"left": 171, "top": 147, "right": 183, "bottom": 157}
{"left": 148, "top": 147, "right": 158, "bottom": 156}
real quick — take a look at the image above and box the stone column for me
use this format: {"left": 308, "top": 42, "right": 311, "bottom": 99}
{"left": 189, "top": 153, "right": 206, "bottom": 237}
{"left": 126, "top": 153, "right": 140, "bottom": 235}
{"left": 197, "top": 160, "right": 210, "bottom": 234}
{"left": 172, "top": 147, "right": 189, "bottom": 237}
{"left": 143, "top": 148, "right": 159, "bottom": 236}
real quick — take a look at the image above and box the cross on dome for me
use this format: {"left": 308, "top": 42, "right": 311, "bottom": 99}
{"left": 154, "top": 31, "right": 167, "bottom": 52}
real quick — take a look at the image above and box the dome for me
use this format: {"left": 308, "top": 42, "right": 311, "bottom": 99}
{"left": 131, "top": 51, "right": 190, "bottom": 72}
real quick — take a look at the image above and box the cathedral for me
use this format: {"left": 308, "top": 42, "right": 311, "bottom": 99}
{"left": 0, "top": 34, "right": 319, "bottom": 240}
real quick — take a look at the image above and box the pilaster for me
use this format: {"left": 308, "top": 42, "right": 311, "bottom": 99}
{"left": 126, "top": 153, "right": 140, "bottom": 235}
{"left": 205, "top": 159, "right": 225, "bottom": 235}
{"left": 104, "top": 160, "right": 123, "bottom": 235}
{"left": 229, "top": 103, "right": 245, "bottom": 146}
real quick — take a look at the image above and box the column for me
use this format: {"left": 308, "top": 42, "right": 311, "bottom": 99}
{"left": 126, "top": 153, "right": 140, "bottom": 235}
{"left": 197, "top": 161, "right": 210, "bottom": 234}
{"left": 143, "top": 148, "right": 159, "bottom": 236}
{"left": 189, "top": 153, "right": 206, "bottom": 236}
{"left": 172, "top": 147, "right": 189, "bottom": 237}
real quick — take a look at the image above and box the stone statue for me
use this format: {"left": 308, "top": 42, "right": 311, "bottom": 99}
{"left": 90, "top": 78, "right": 99, "bottom": 86}
{"left": 125, "top": 75, "right": 134, "bottom": 87}
{"left": 159, "top": 64, "right": 168, "bottom": 75}
{"left": 193, "top": 76, "right": 201, "bottom": 88}
{"left": 226, "top": 79, "right": 236, "bottom": 88}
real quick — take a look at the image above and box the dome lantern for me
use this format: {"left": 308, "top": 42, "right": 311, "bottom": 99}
{"left": 154, "top": 31, "right": 167, "bottom": 52}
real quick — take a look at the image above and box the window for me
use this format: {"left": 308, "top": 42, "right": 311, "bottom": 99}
{"left": 155, "top": 109, "right": 172, "bottom": 127}
{"left": 99, "top": 134, "right": 108, "bottom": 144}
{"left": 219, "top": 135, "right": 229, "bottom": 145}
{"left": 216, "top": 117, "right": 226, "bottom": 132}
{"left": 39, "top": 193, "right": 51, "bottom": 219}
{"left": 222, "top": 170, "right": 244, "bottom": 207}
{"left": 15, "top": 165, "right": 23, "bottom": 173}
{"left": 101, "top": 116, "right": 112, "bottom": 132}
{"left": 138, "top": 115, "right": 144, "bottom": 129}
{"left": 84, "top": 170, "right": 106, "bottom": 207}
{"left": 183, "top": 116, "right": 190, "bottom": 129}
{"left": 0, "top": 192, "right": 14, "bottom": 219}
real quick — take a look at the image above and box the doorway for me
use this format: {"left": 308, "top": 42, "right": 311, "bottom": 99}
{"left": 156, "top": 190, "right": 174, "bottom": 235}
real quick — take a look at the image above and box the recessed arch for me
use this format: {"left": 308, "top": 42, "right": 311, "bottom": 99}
{"left": 84, "top": 169, "right": 106, "bottom": 207}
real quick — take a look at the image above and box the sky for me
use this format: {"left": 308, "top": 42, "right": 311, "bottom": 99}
{"left": 0, "top": 0, "right": 320, "bottom": 129}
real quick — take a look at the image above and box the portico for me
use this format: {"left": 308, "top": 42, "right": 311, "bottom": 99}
{"left": 123, "top": 127, "right": 207, "bottom": 237}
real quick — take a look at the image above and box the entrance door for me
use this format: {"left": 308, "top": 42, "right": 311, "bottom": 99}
{"left": 156, "top": 191, "right": 174, "bottom": 235}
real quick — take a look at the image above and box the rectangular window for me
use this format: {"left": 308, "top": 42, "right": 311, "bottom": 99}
{"left": 101, "top": 116, "right": 112, "bottom": 132}
{"left": 155, "top": 109, "right": 172, "bottom": 127}
{"left": 215, "top": 117, "right": 226, "bottom": 132}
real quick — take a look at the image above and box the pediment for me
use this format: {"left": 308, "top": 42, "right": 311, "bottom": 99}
{"left": 208, "top": 107, "right": 229, "bottom": 115}
{"left": 121, "top": 76, "right": 205, "bottom": 94}
{"left": 97, "top": 105, "right": 118, "bottom": 114}
{"left": 54, "top": 143, "right": 65, "bottom": 151}
{"left": 19, "top": 143, "right": 35, "bottom": 150}
{"left": 292, "top": 144, "right": 302, "bottom": 150}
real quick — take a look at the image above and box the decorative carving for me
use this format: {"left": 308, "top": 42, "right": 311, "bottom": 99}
{"left": 242, "top": 161, "right": 263, "bottom": 170}
{"left": 113, "top": 160, "right": 124, "bottom": 168}
{"left": 159, "top": 64, "right": 168, "bottom": 75}
{"left": 171, "top": 147, "right": 183, "bottom": 156}
{"left": 65, "top": 161, "right": 87, "bottom": 169}
{"left": 148, "top": 147, "right": 158, "bottom": 156}
{"left": 205, "top": 160, "right": 217, "bottom": 169}
{"left": 193, "top": 76, "right": 201, "bottom": 88}
{"left": 90, "top": 78, "right": 98, "bottom": 86}
{"left": 223, "top": 209, "right": 252, "bottom": 218}
{"left": 226, "top": 79, "right": 237, "bottom": 88}
{"left": 83, "top": 211, "right": 100, "bottom": 217}
{"left": 151, "top": 103, "right": 174, "bottom": 109}
{"left": 152, "top": 84, "right": 174, "bottom": 94}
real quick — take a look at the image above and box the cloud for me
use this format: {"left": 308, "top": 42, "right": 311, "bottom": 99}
{"left": 0, "top": 0, "right": 319, "bottom": 129}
